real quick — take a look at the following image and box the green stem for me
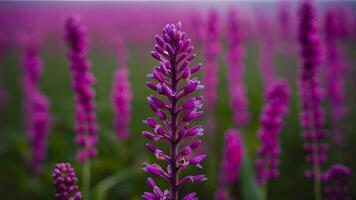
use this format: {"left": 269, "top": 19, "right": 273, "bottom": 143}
{"left": 239, "top": 133, "right": 262, "bottom": 200}
{"left": 262, "top": 182, "right": 268, "bottom": 200}
{"left": 83, "top": 159, "right": 91, "bottom": 200}
{"left": 313, "top": 163, "right": 321, "bottom": 200}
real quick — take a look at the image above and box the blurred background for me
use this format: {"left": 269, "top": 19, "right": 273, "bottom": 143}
{"left": 0, "top": 1, "right": 355, "bottom": 199}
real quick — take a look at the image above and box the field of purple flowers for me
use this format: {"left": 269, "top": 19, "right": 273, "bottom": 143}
{"left": 0, "top": 1, "right": 355, "bottom": 200}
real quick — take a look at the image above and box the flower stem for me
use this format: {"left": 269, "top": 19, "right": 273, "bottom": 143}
{"left": 313, "top": 153, "right": 321, "bottom": 200}
{"left": 262, "top": 182, "right": 269, "bottom": 200}
{"left": 169, "top": 54, "right": 179, "bottom": 200}
{"left": 83, "top": 159, "right": 91, "bottom": 200}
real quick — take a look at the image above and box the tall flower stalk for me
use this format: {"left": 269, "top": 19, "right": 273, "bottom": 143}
{"left": 112, "top": 42, "right": 132, "bottom": 140}
{"left": 215, "top": 129, "right": 244, "bottom": 200}
{"left": 53, "top": 162, "right": 82, "bottom": 200}
{"left": 21, "top": 41, "right": 51, "bottom": 173}
{"left": 203, "top": 10, "right": 220, "bottom": 134}
{"left": 226, "top": 9, "right": 249, "bottom": 126}
{"left": 324, "top": 9, "right": 348, "bottom": 145}
{"left": 143, "top": 22, "right": 206, "bottom": 200}
{"left": 64, "top": 16, "right": 97, "bottom": 200}
{"left": 255, "top": 81, "right": 290, "bottom": 198}
{"left": 298, "top": 2, "right": 328, "bottom": 200}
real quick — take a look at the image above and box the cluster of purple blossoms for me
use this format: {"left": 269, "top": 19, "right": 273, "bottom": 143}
{"left": 203, "top": 10, "right": 220, "bottom": 112}
{"left": 216, "top": 129, "right": 244, "bottom": 200}
{"left": 65, "top": 16, "right": 98, "bottom": 162}
{"left": 21, "top": 43, "right": 51, "bottom": 172}
{"left": 226, "top": 9, "right": 249, "bottom": 126}
{"left": 298, "top": 1, "right": 328, "bottom": 179}
{"left": 53, "top": 162, "right": 82, "bottom": 200}
{"left": 219, "top": 130, "right": 244, "bottom": 186}
{"left": 255, "top": 81, "right": 290, "bottom": 185}
{"left": 324, "top": 9, "right": 348, "bottom": 145}
{"left": 112, "top": 66, "right": 132, "bottom": 140}
{"left": 143, "top": 22, "right": 206, "bottom": 200}
{"left": 321, "top": 164, "right": 351, "bottom": 200}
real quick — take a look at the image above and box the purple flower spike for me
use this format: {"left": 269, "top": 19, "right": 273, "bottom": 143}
{"left": 215, "top": 129, "right": 243, "bottom": 199}
{"left": 203, "top": 9, "right": 220, "bottom": 112}
{"left": 53, "top": 162, "right": 81, "bottom": 200}
{"left": 255, "top": 81, "right": 290, "bottom": 185}
{"left": 226, "top": 9, "right": 249, "bottom": 126}
{"left": 322, "top": 164, "right": 351, "bottom": 200}
{"left": 298, "top": 3, "right": 329, "bottom": 200}
{"left": 64, "top": 16, "right": 98, "bottom": 162}
{"left": 324, "top": 9, "right": 348, "bottom": 145}
{"left": 21, "top": 42, "right": 51, "bottom": 173}
{"left": 143, "top": 22, "right": 206, "bottom": 200}
{"left": 219, "top": 129, "right": 244, "bottom": 186}
{"left": 112, "top": 44, "right": 132, "bottom": 140}
{"left": 298, "top": 1, "right": 328, "bottom": 181}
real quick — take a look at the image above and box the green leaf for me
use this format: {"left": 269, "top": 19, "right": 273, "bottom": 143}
{"left": 240, "top": 152, "right": 262, "bottom": 200}
{"left": 93, "top": 167, "right": 137, "bottom": 200}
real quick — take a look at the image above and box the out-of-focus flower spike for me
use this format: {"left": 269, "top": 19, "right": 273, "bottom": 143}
{"left": 298, "top": 1, "right": 328, "bottom": 199}
{"left": 21, "top": 37, "right": 51, "bottom": 172}
{"left": 218, "top": 129, "right": 244, "bottom": 187}
{"left": 226, "top": 8, "right": 249, "bottom": 126}
{"left": 203, "top": 9, "right": 220, "bottom": 112}
{"left": 324, "top": 8, "right": 348, "bottom": 146}
{"left": 112, "top": 65, "right": 132, "bottom": 140}
{"left": 255, "top": 81, "right": 290, "bottom": 185}
{"left": 64, "top": 16, "right": 98, "bottom": 162}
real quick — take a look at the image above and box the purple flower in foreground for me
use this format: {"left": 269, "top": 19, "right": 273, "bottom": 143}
{"left": 298, "top": 0, "right": 328, "bottom": 180}
{"left": 226, "top": 9, "right": 249, "bottom": 126}
{"left": 112, "top": 66, "right": 132, "bottom": 140}
{"left": 322, "top": 164, "right": 351, "bottom": 200}
{"left": 255, "top": 81, "right": 290, "bottom": 185}
{"left": 143, "top": 22, "right": 206, "bottom": 200}
{"left": 215, "top": 129, "right": 243, "bottom": 200}
{"left": 324, "top": 9, "right": 348, "bottom": 145}
{"left": 21, "top": 42, "right": 51, "bottom": 172}
{"left": 53, "top": 162, "right": 81, "bottom": 200}
{"left": 64, "top": 16, "right": 98, "bottom": 162}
